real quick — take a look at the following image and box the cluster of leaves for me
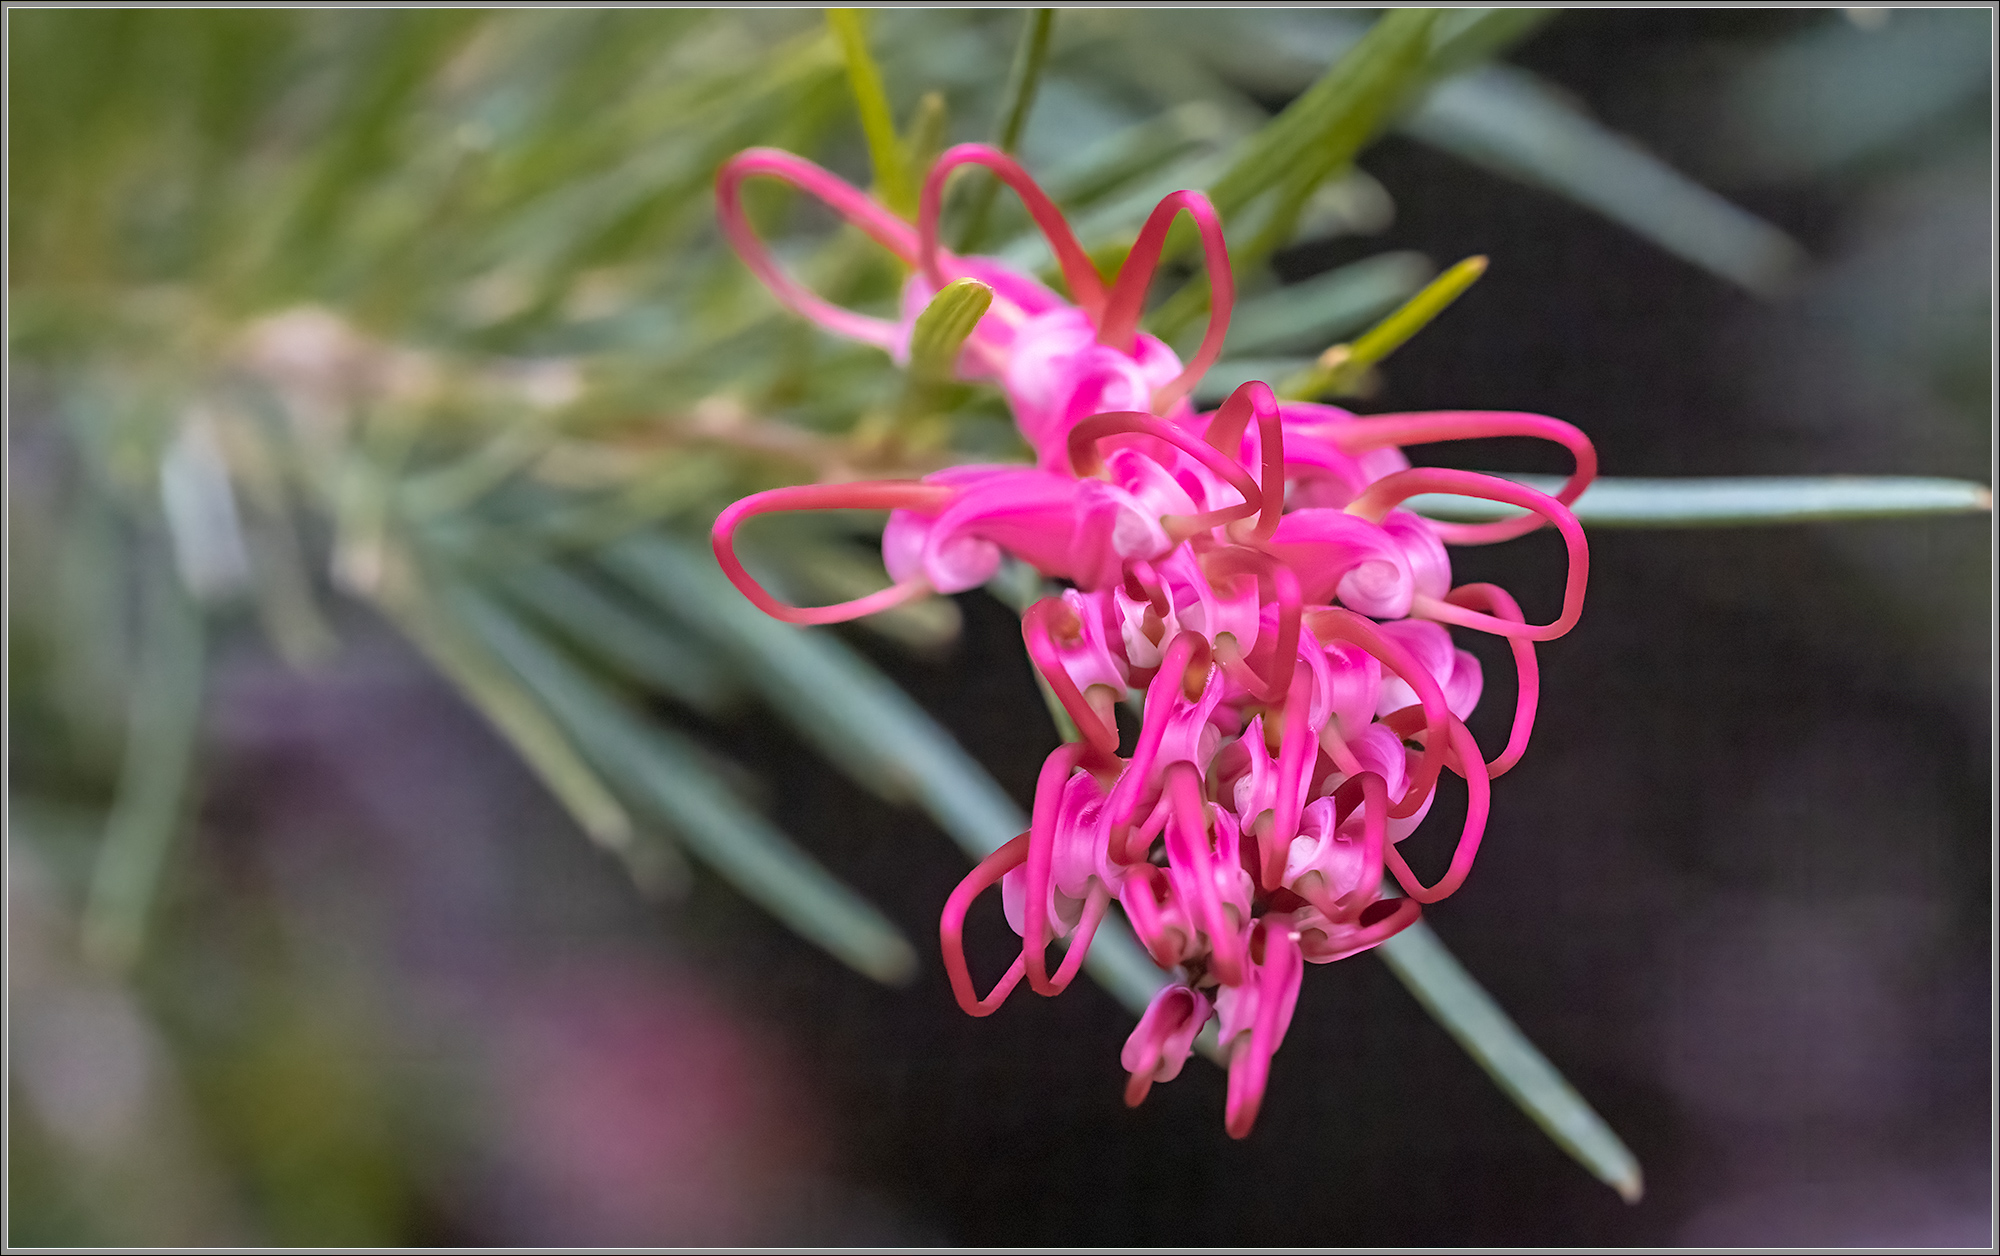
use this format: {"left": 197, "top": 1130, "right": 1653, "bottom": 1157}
{"left": 10, "top": 9, "right": 1987, "bottom": 1221}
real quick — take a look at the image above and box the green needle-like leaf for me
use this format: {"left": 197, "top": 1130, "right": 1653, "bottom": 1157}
{"left": 956, "top": 7, "right": 1056, "bottom": 251}
{"left": 1379, "top": 919, "right": 1643, "bottom": 1202}
{"left": 495, "top": 561, "right": 740, "bottom": 715}
{"left": 1224, "top": 252, "right": 1433, "bottom": 356}
{"left": 602, "top": 535, "right": 1175, "bottom": 1015}
{"left": 827, "top": 9, "right": 912, "bottom": 217}
{"left": 1149, "top": 11, "right": 1440, "bottom": 342}
{"left": 1404, "top": 474, "right": 1995, "bottom": 527}
{"left": 1403, "top": 65, "right": 1806, "bottom": 295}
{"left": 1280, "top": 253, "right": 1488, "bottom": 399}
{"left": 376, "top": 549, "right": 635, "bottom": 850}
{"left": 1207, "top": 9, "right": 1439, "bottom": 223}
{"left": 81, "top": 546, "right": 207, "bottom": 972}
{"left": 454, "top": 581, "right": 918, "bottom": 985}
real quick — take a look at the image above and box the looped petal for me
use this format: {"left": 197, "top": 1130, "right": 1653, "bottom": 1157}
{"left": 1326, "top": 410, "right": 1598, "bottom": 545}
{"left": 1068, "top": 410, "right": 1262, "bottom": 537}
{"left": 1259, "top": 401, "right": 1412, "bottom": 510}
{"left": 712, "top": 480, "right": 954, "bottom": 624}
{"left": 1373, "top": 619, "right": 1482, "bottom": 721}
{"left": 1022, "top": 600, "right": 1122, "bottom": 758}
{"left": 1163, "top": 763, "right": 1250, "bottom": 986}
{"left": 715, "top": 148, "right": 920, "bottom": 350}
{"left": 900, "top": 467, "right": 1169, "bottom": 592}
{"left": 1097, "top": 189, "right": 1234, "bottom": 415}
{"left": 1200, "top": 381, "right": 1286, "bottom": 539}
{"left": 1347, "top": 468, "right": 1589, "bottom": 640}
{"left": 939, "top": 835, "right": 1031, "bottom": 1017}
{"left": 1444, "top": 582, "right": 1539, "bottom": 777}
{"left": 1107, "top": 631, "right": 1215, "bottom": 846}
{"left": 1303, "top": 608, "right": 1453, "bottom": 820}
{"left": 919, "top": 143, "right": 1107, "bottom": 323}
{"left": 1006, "top": 310, "right": 1187, "bottom": 463}
{"left": 1380, "top": 715, "right": 1493, "bottom": 903}
{"left": 1118, "top": 863, "right": 1199, "bottom": 970}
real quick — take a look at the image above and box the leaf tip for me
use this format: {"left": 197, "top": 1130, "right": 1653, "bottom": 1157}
{"left": 872, "top": 936, "right": 921, "bottom": 987}
{"left": 1614, "top": 1165, "right": 1645, "bottom": 1205}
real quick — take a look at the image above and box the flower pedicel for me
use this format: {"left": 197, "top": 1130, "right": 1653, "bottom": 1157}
{"left": 711, "top": 143, "right": 1594, "bottom": 1137}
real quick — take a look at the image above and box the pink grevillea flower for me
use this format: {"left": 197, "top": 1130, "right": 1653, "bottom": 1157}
{"left": 709, "top": 143, "right": 1597, "bottom": 1137}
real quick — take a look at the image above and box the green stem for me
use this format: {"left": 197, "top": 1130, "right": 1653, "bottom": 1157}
{"left": 957, "top": 9, "right": 1056, "bottom": 251}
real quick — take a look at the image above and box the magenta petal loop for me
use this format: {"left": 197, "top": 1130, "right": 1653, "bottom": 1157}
{"left": 711, "top": 144, "right": 1596, "bottom": 1139}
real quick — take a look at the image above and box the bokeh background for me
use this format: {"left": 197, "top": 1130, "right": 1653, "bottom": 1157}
{"left": 9, "top": 8, "right": 1991, "bottom": 1247}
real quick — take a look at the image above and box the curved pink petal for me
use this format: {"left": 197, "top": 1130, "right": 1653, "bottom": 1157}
{"left": 1121, "top": 982, "right": 1213, "bottom": 1106}
{"left": 1097, "top": 190, "right": 1234, "bottom": 415}
{"left": 918, "top": 143, "right": 1108, "bottom": 324}
{"left": 715, "top": 148, "right": 919, "bottom": 350}
{"left": 1219, "top": 920, "right": 1304, "bottom": 1139}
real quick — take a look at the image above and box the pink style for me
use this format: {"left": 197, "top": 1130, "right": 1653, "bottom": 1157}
{"left": 710, "top": 143, "right": 1595, "bottom": 1137}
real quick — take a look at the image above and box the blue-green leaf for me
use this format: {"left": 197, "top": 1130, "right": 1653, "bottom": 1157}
{"left": 81, "top": 546, "right": 206, "bottom": 972}
{"left": 453, "top": 580, "right": 918, "bottom": 985}
{"left": 1405, "top": 474, "right": 1993, "bottom": 527}
{"left": 1379, "top": 920, "right": 1642, "bottom": 1202}
{"left": 601, "top": 535, "right": 1175, "bottom": 1014}
{"left": 1403, "top": 66, "right": 1806, "bottom": 295}
{"left": 1225, "top": 252, "right": 1433, "bottom": 356}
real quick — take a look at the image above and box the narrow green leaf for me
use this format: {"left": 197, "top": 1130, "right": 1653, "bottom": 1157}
{"left": 81, "top": 549, "right": 206, "bottom": 972}
{"left": 989, "top": 9, "right": 1056, "bottom": 157}
{"left": 1171, "top": 11, "right": 1803, "bottom": 295}
{"left": 453, "top": 582, "right": 917, "bottom": 985}
{"left": 495, "top": 561, "right": 740, "bottom": 715}
{"left": 404, "top": 421, "right": 559, "bottom": 519}
{"left": 826, "top": 9, "right": 912, "bottom": 217}
{"left": 1404, "top": 474, "right": 1995, "bottom": 527}
{"left": 1379, "top": 919, "right": 1643, "bottom": 1202}
{"left": 1424, "top": 8, "right": 1557, "bottom": 77}
{"left": 1207, "top": 9, "right": 1439, "bottom": 222}
{"left": 901, "top": 89, "right": 949, "bottom": 201}
{"left": 1224, "top": 252, "right": 1433, "bottom": 356}
{"left": 1148, "top": 11, "right": 1443, "bottom": 341}
{"left": 1716, "top": 9, "right": 1992, "bottom": 183}
{"left": 956, "top": 8, "right": 1056, "bottom": 251}
{"left": 1279, "top": 254, "right": 1487, "bottom": 399}
{"left": 1402, "top": 65, "right": 1806, "bottom": 295}
{"left": 601, "top": 536, "right": 1175, "bottom": 1016}
{"left": 376, "top": 549, "right": 634, "bottom": 849}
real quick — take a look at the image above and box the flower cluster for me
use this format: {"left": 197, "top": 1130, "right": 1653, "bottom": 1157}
{"left": 711, "top": 144, "right": 1594, "bottom": 1137}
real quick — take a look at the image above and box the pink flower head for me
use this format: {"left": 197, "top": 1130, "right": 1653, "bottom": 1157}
{"left": 710, "top": 143, "right": 1597, "bottom": 1137}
